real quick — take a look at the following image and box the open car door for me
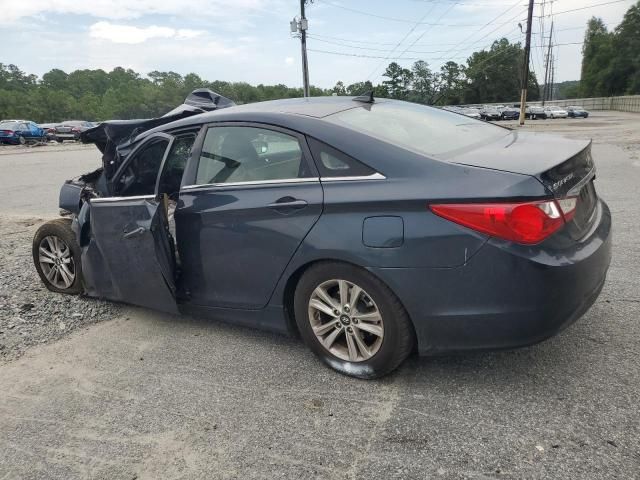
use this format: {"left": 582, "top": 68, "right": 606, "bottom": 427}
{"left": 83, "top": 194, "right": 178, "bottom": 314}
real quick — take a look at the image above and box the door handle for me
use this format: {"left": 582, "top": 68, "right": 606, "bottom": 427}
{"left": 267, "top": 197, "right": 308, "bottom": 210}
{"left": 123, "top": 226, "right": 146, "bottom": 239}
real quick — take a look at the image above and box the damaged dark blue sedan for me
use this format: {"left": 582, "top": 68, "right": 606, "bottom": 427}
{"left": 32, "top": 90, "right": 611, "bottom": 378}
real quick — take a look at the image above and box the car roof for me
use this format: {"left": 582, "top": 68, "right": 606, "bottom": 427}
{"left": 137, "top": 96, "right": 390, "bottom": 141}
{"left": 201, "top": 96, "right": 377, "bottom": 119}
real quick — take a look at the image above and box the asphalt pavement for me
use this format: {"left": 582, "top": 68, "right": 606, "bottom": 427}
{"left": 0, "top": 114, "right": 639, "bottom": 479}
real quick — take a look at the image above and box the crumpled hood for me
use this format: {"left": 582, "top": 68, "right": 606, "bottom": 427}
{"left": 81, "top": 89, "right": 235, "bottom": 180}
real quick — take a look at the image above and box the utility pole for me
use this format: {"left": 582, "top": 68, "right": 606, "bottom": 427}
{"left": 518, "top": 0, "right": 535, "bottom": 126}
{"left": 550, "top": 53, "right": 555, "bottom": 101}
{"left": 542, "top": 21, "right": 553, "bottom": 106}
{"left": 299, "top": 0, "right": 310, "bottom": 97}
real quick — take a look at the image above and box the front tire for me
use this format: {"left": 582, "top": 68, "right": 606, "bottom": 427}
{"left": 32, "top": 218, "right": 83, "bottom": 294}
{"left": 294, "top": 262, "right": 414, "bottom": 379}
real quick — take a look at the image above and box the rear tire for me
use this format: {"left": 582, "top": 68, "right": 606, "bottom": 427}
{"left": 294, "top": 262, "right": 414, "bottom": 379}
{"left": 32, "top": 218, "right": 83, "bottom": 295}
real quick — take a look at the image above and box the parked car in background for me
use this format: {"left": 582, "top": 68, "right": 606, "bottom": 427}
{"left": 0, "top": 120, "right": 46, "bottom": 145}
{"left": 525, "top": 105, "right": 547, "bottom": 120}
{"left": 544, "top": 106, "right": 568, "bottom": 119}
{"left": 480, "top": 106, "right": 501, "bottom": 121}
{"left": 38, "top": 123, "right": 59, "bottom": 142}
{"left": 500, "top": 106, "right": 520, "bottom": 120}
{"left": 53, "top": 120, "right": 95, "bottom": 142}
{"left": 442, "top": 106, "right": 463, "bottom": 114}
{"left": 462, "top": 107, "right": 481, "bottom": 119}
{"left": 567, "top": 106, "right": 589, "bottom": 118}
{"left": 32, "top": 91, "right": 611, "bottom": 379}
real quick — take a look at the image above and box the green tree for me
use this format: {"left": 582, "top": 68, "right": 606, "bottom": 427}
{"left": 437, "top": 62, "right": 465, "bottom": 105}
{"left": 463, "top": 38, "right": 538, "bottom": 104}
{"left": 408, "top": 60, "right": 437, "bottom": 104}
{"left": 345, "top": 81, "right": 373, "bottom": 95}
{"left": 608, "top": 2, "right": 640, "bottom": 94}
{"left": 382, "top": 62, "right": 412, "bottom": 99}
{"left": 580, "top": 17, "right": 613, "bottom": 96}
{"left": 331, "top": 81, "right": 346, "bottom": 95}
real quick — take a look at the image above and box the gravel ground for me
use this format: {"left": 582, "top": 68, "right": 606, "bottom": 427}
{"left": 0, "top": 215, "right": 121, "bottom": 362}
{"left": 0, "top": 140, "right": 94, "bottom": 156}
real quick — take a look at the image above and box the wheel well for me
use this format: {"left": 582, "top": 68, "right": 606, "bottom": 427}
{"left": 281, "top": 259, "right": 417, "bottom": 346}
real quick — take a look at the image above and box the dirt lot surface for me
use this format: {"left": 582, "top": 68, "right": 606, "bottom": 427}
{"left": 0, "top": 112, "right": 639, "bottom": 479}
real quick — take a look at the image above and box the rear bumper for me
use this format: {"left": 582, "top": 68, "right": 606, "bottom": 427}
{"left": 55, "top": 133, "right": 79, "bottom": 140}
{"left": 370, "top": 199, "right": 612, "bottom": 355}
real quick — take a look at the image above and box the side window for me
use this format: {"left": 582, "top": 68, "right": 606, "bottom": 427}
{"left": 157, "top": 133, "right": 197, "bottom": 197}
{"left": 307, "top": 137, "right": 376, "bottom": 178}
{"left": 117, "top": 139, "right": 169, "bottom": 196}
{"left": 195, "top": 126, "right": 311, "bottom": 185}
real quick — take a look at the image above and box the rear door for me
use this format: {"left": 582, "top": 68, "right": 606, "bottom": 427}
{"left": 82, "top": 133, "right": 179, "bottom": 313}
{"left": 176, "top": 123, "right": 323, "bottom": 309}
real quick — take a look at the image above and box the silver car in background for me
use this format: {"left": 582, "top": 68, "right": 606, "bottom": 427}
{"left": 545, "top": 106, "right": 569, "bottom": 119}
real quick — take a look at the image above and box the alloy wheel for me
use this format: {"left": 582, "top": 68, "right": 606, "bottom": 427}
{"left": 38, "top": 235, "right": 76, "bottom": 289}
{"left": 308, "top": 279, "right": 384, "bottom": 362}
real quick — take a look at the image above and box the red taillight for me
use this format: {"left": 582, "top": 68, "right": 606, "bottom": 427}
{"left": 430, "top": 197, "right": 578, "bottom": 244}
{"left": 1, "top": 130, "right": 14, "bottom": 135}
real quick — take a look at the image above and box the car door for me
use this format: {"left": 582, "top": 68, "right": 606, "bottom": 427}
{"left": 81, "top": 133, "right": 179, "bottom": 313}
{"left": 176, "top": 123, "right": 323, "bottom": 310}
{"left": 18, "top": 122, "right": 30, "bottom": 140}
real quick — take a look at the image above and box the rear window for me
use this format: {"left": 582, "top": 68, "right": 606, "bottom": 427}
{"left": 0, "top": 122, "right": 19, "bottom": 130}
{"left": 325, "top": 101, "right": 508, "bottom": 157}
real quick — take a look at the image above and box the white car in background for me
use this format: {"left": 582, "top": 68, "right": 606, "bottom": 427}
{"left": 544, "top": 106, "right": 569, "bottom": 119}
{"left": 462, "top": 108, "right": 482, "bottom": 119}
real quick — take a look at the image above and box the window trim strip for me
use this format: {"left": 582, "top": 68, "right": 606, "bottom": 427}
{"left": 181, "top": 177, "right": 321, "bottom": 191}
{"left": 320, "top": 173, "right": 386, "bottom": 182}
{"left": 180, "top": 172, "right": 386, "bottom": 191}
{"left": 91, "top": 194, "right": 156, "bottom": 203}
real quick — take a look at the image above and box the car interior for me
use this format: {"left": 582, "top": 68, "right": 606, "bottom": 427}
{"left": 115, "top": 132, "right": 197, "bottom": 198}
{"left": 195, "top": 127, "right": 310, "bottom": 185}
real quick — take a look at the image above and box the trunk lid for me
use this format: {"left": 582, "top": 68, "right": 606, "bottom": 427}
{"left": 447, "top": 131, "right": 598, "bottom": 240}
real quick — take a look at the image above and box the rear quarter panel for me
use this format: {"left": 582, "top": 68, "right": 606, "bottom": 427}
{"left": 269, "top": 156, "right": 549, "bottom": 309}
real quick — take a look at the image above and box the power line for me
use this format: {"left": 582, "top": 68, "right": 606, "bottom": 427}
{"left": 362, "top": 2, "right": 440, "bottom": 82}
{"left": 317, "top": 0, "right": 493, "bottom": 26}
{"left": 307, "top": 34, "right": 520, "bottom": 54}
{"left": 306, "top": 33, "right": 464, "bottom": 47}
{"left": 433, "top": 0, "right": 526, "bottom": 62}
{"left": 307, "top": 34, "right": 541, "bottom": 62}
{"left": 410, "top": 0, "right": 526, "bottom": 5}
{"left": 394, "top": 2, "right": 461, "bottom": 64}
{"left": 534, "top": 0, "right": 633, "bottom": 17}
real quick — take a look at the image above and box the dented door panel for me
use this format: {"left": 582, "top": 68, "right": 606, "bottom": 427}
{"left": 82, "top": 196, "right": 178, "bottom": 313}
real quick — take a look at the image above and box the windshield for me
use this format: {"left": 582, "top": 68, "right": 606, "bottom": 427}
{"left": 326, "top": 101, "right": 508, "bottom": 157}
{"left": 0, "top": 122, "right": 20, "bottom": 130}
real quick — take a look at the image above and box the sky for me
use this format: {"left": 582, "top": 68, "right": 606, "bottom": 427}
{"left": 0, "top": 0, "right": 636, "bottom": 88}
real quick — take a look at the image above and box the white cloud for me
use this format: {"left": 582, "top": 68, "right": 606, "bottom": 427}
{"left": 89, "top": 22, "right": 205, "bottom": 44}
{"left": 176, "top": 29, "right": 205, "bottom": 39}
{"left": 285, "top": 56, "right": 294, "bottom": 65}
{"left": 0, "top": 0, "right": 277, "bottom": 24}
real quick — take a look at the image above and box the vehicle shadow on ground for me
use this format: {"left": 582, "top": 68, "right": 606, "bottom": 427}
{"left": 163, "top": 302, "right": 605, "bottom": 391}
